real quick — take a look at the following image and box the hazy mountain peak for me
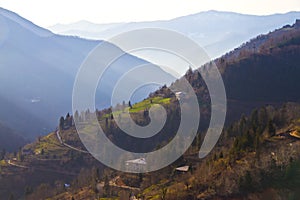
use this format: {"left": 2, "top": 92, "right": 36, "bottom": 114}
{"left": 49, "top": 11, "right": 300, "bottom": 58}
{"left": 0, "top": 7, "right": 53, "bottom": 37}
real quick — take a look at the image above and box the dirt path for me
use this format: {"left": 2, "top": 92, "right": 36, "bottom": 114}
{"left": 56, "top": 130, "right": 89, "bottom": 154}
{"left": 7, "top": 160, "right": 77, "bottom": 176}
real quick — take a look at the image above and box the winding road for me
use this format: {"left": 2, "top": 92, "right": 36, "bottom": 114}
{"left": 6, "top": 159, "right": 77, "bottom": 176}
{"left": 56, "top": 130, "right": 89, "bottom": 154}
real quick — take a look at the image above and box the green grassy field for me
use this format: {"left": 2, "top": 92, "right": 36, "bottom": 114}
{"left": 129, "top": 97, "right": 171, "bottom": 113}
{"left": 102, "top": 97, "right": 171, "bottom": 119}
{"left": 23, "top": 132, "right": 67, "bottom": 158}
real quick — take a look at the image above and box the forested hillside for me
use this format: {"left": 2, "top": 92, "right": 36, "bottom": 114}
{"left": 1, "top": 21, "right": 300, "bottom": 200}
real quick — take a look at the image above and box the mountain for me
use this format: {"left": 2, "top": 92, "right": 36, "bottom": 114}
{"left": 0, "top": 122, "right": 26, "bottom": 152}
{"left": 0, "top": 7, "right": 97, "bottom": 138}
{"left": 49, "top": 10, "right": 300, "bottom": 58}
{"left": 50, "top": 21, "right": 300, "bottom": 199}
{"left": 214, "top": 19, "right": 300, "bottom": 125}
{"left": 49, "top": 20, "right": 123, "bottom": 36}
{"left": 0, "top": 7, "right": 174, "bottom": 139}
{"left": 1, "top": 20, "right": 300, "bottom": 199}
{"left": 222, "top": 25, "right": 300, "bottom": 103}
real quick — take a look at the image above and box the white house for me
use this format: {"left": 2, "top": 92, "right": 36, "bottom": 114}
{"left": 175, "top": 165, "right": 190, "bottom": 172}
{"left": 125, "top": 158, "right": 146, "bottom": 172}
{"left": 175, "top": 92, "right": 186, "bottom": 100}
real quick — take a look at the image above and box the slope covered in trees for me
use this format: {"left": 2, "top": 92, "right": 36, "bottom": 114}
{"left": 20, "top": 97, "right": 300, "bottom": 199}
{"left": 135, "top": 103, "right": 300, "bottom": 199}
{"left": 220, "top": 19, "right": 300, "bottom": 102}
{"left": 49, "top": 20, "right": 300, "bottom": 199}
{"left": 1, "top": 21, "right": 300, "bottom": 199}
{"left": 194, "top": 19, "right": 300, "bottom": 124}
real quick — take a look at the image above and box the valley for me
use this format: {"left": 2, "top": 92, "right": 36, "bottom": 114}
{"left": 0, "top": 5, "right": 300, "bottom": 200}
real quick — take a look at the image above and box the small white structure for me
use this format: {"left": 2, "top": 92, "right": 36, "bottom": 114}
{"left": 125, "top": 158, "right": 146, "bottom": 172}
{"left": 271, "top": 152, "right": 275, "bottom": 156}
{"left": 176, "top": 165, "right": 190, "bottom": 172}
{"left": 175, "top": 92, "right": 185, "bottom": 100}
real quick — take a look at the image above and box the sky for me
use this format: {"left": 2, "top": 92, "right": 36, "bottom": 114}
{"left": 0, "top": 0, "right": 299, "bottom": 27}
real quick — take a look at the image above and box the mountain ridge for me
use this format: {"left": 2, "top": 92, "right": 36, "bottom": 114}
{"left": 0, "top": 121, "right": 26, "bottom": 152}
{"left": 49, "top": 10, "right": 300, "bottom": 27}
{"left": 0, "top": 7, "right": 53, "bottom": 37}
{"left": 49, "top": 10, "right": 300, "bottom": 58}
{"left": 0, "top": 8, "right": 175, "bottom": 141}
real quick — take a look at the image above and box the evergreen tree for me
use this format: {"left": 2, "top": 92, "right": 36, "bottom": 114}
{"left": 41, "top": 148, "right": 44, "bottom": 155}
{"left": 103, "top": 175, "right": 110, "bottom": 197}
{"left": 105, "top": 117, "right": 108, "bottom": 128}
{"left": 129, "top": 101, "right": 132, "bottom": 109}
{"left": 74, "top": 110, "right": 79, "bottom": 122}
{"left": 59, "top": 116, "right": 65, "bottom": 130}
{"left": 17, "top": 147, "right": 24, "bottom": 162}
{"left": 0, "top": 148, "right": 5, "bottom": 160}
{"left": 219, "top": 151, "right": 224, "bottom": 159}
{"left": 267, "top": 120, "right": 276, "bottom": 137}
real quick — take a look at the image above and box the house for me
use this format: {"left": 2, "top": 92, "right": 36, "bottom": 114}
{"left": 175, "top": 92, "right": 185, "bottom": 100}
{"left": 125, "top": 158, "right": 146, "bottom": 172}
{"left": 175, "top": 165, "right": 190, "bottom": 172}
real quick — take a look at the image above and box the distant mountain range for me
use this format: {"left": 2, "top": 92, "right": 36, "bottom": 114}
{"left": 0, "top": 7, "right": 174, "bottom": 142}
{"left": 49, "top": 10, "right": 300, "bottom": 58}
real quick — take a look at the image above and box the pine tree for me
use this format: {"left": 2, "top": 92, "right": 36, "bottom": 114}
{"left": 74, "top": 110, "right": 79, "bottom": 122}
{"left": 103, "top": 175, "right": 110, "bottom": 197}
{"left": 59, "top": 116, "right": 65, "bottom": 130}
{"left": 267, "top": 120, "right": 276, "bottom": 137}
{"left": 129, "top": 101, "right": 132, "bottom": 109}
{"left": 219, "top": 151, "right": 224, "bottom": 159}
{"left": 0, "top": 148, "right": 5, "bottom": 160}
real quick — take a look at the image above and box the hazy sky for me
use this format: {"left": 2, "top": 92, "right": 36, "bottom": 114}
{"left": 0, "top": 0, "right": 299, "bottom": 27}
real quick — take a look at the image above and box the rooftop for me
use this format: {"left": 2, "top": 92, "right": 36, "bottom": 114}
{"left": 176, "top": 165, "right": 190, "bottom": 172}
{"left": 125, "top": 158, "right": 147, "bottom": 165}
